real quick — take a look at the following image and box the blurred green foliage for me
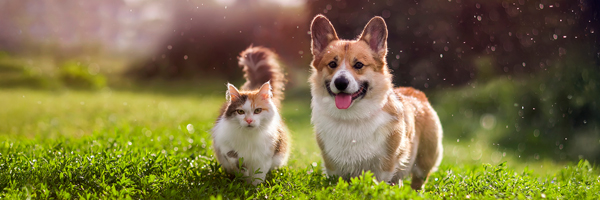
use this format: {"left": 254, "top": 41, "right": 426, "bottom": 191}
{"left": 0, "top": 51, "right": 9, "bottom": 59}
{"left": 433, "top": 51, "right": 600, "bottom": 162}
{"left": 0, "top": 55, "right": 56, "bottom": 89}
{"left": 0, "top": 55, "right": 107, "bottom": 90}
{"left": 59, "top": 61, "right": 106, "bottom": 90}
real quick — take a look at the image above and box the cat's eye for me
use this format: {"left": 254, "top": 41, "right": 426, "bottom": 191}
{"left": 353, "top": 62, "right": 364, "bottom": 69}
{"left": 236, "top": 110, "right": 245, "bottom": 115}
{"left": 328, "top": 61, "right": 337, "bottom": 68}
{"left": 254, "top": 108, "right": 262, "bottom": 114}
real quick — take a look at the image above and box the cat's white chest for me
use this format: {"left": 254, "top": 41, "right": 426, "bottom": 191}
{"left": 212, "top": 120, "right": 275, "bottom": 166}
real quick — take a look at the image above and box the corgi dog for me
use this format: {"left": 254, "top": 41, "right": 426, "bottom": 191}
{"left": 211, "top": 46, "right": 289, "bottom": 185}
{"left": 308, "top": 15, "right": 443, "bottom": 190}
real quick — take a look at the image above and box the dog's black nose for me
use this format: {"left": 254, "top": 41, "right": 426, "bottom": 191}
{"left": 334, "top": 77, "right": 349, "bottom": 91}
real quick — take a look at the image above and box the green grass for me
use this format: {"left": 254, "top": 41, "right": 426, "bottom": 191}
{"left": 1, "top": 87, "right": 599, "bottom": 199}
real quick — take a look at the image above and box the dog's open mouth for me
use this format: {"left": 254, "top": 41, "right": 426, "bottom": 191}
{"left": 325, "top": 82, "right": 368, "bottom": 109}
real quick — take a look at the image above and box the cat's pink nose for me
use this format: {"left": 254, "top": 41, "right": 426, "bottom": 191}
{"left": 245, "top": 119, "right": 253, "bottom": 124}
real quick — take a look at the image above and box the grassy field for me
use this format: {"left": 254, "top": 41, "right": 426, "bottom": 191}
{"left": 1, "top": 84, "right": 599, "bottom": 199}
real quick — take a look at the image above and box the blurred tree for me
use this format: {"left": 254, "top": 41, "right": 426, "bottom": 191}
{"left": 307, "top": 0, "right": 599, "bottom": 89}
{"left": 128, "top": 0, "right": 310, "bottom": 80}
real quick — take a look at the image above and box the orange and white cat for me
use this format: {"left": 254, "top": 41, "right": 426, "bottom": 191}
{"left": 211, "top": 46, "right": 289, "bottom": 185}
{"left": 308, "top": 15, "right": 443, "bottom": 190}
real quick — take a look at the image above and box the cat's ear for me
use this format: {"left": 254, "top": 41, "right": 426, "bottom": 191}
{"left": 226, "top": 83, "right": 240, "bottom": 102}
{"left": 257, "top": 81, "right": 272, "bottom": 100}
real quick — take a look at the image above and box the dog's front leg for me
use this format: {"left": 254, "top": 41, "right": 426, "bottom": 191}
{"left": 316, "top": 134, "right": 341, "bottom": 178}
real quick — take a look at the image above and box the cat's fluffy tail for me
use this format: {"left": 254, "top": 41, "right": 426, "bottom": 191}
{"left": 238, "top": 46, "right": 285, "bottom": 106}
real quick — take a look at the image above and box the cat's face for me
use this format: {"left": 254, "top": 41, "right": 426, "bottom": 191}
{"left": 224, "top": 82, "right": 276, "bottom": 129}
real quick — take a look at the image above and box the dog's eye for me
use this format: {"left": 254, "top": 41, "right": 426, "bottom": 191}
{"left": 236, "top": 110, "right": 245, "bottom": 115}
{"left": 354, "top": 62, "right": 364, "bottom": 69}
{"left": 254, "top": 108, "right": 262, "bottom": 114}
{"left": 328, "top": 61, "right": 337, "bottom": 68}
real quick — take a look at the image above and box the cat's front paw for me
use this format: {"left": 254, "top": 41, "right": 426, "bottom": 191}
{"left": 250, "top": 178, "right": 263, "bottom": 186}
{"left": 249, "top": 174, "right": 266, "bottom": 186}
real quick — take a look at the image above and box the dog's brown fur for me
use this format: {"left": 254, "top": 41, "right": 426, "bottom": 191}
{"left": 309, "top": 15, "right": 443, "bottom": 190}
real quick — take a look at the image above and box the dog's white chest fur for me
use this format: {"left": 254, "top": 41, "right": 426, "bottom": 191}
{"left": 315, "top": 111, "right": 392, "bottom": 163}
{"left": 312, "top": 97, "right": 395, "bottom": 177}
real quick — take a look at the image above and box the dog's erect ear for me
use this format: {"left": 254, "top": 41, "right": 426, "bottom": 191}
{"left": 226, "top": 83, "right": 241, "bottom": 102}
{"left": 311, "top": 15, "right": 339, "bottom": 56}
{"left": 257, "top": 81, "right": 272, "bottom": 100}
{"left": 359, "top": 16, "right": 388, "bottom": 58}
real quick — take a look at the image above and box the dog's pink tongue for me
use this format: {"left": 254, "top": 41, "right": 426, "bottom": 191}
{"left": 335, "top": 93, "right": 352, "bottom": 109}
